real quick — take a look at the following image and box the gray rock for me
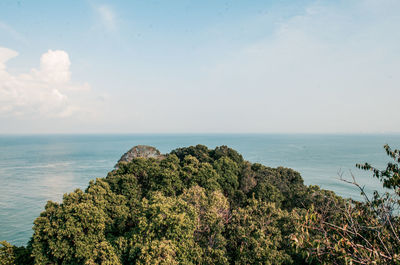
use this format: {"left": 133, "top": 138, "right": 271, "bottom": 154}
{"left": 115, "top": 145, "right": 163, "bottom": 168}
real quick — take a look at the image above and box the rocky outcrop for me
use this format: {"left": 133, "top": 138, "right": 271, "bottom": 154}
{"left": 115, "top": 145, "right": 163, "bottom": 168}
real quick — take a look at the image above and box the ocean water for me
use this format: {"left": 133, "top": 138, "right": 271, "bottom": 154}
{"left": 0, "top": 134, "right": 399, "bottom": 246}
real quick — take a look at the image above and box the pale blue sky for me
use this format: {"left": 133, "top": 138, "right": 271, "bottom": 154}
{"left": 0, "top": 0, "right": 399, "bottom": 133}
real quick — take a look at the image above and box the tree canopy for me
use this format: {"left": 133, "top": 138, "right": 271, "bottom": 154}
{"left": 1, "top": 144, "right": 399, "bottom": 264}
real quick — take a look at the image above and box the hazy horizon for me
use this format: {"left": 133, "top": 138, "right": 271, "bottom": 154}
{"left": 2, "top": 132, "right": 400, "bottom": 137}
{"left": 1, "top": 0, "right": 399, "bottom": 134}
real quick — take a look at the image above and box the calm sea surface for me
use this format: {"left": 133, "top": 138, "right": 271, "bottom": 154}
{"left": 1, "top": 134, "right": 399, "bottom": 245}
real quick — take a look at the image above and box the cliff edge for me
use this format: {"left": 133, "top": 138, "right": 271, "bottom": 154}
{"left": 115, "top": 145, "right": 163, "bottom": 168}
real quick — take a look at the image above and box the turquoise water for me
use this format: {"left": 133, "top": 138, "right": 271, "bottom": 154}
{"left": 1, "top": 134, "right": 399, "bottom": 246}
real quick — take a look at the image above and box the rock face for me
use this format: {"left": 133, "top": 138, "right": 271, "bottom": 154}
{"left": 115, "top": 145, "right": 163, "bottom": 168}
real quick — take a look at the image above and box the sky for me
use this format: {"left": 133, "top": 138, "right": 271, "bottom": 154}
{"left": 0, "top": 0, "right": 399, "bottom": 134}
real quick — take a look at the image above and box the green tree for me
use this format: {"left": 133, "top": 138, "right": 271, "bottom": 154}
{"left": 7, "top": 144, "right": 391, "bottom": 264}
{"left": 129, "top": 191, "right": 202, "bottom": 264}
{"left": 226, "top": 199, "right": 294, "bottom": 264}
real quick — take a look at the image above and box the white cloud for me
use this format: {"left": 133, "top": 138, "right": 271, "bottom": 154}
{"left": 97, "top": 5, "right": 116, "bottom": 31}
{"left": 0, "top": 47, "right": 18, "bottom": 70}
{"left": 35, "top": 50, "right": 71, "bottom": 83}
{"left": 0, "top": 47, "right": 95, "bottom": 118}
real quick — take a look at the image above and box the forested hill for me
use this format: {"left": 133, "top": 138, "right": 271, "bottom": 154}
{"left": 1, "top": 144, "right": 400, "bottom": 264}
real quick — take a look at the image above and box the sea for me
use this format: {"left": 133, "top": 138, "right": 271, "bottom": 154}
{"left": 1, "top": 134, "right": 399, "bottom": 246}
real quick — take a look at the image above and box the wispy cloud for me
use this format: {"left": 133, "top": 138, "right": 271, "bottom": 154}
{"left": 96, "top": 5, "right": 116, "bottom": 31}
{"left": 0, "top": 21, "right": 27, "bottom": 44}
{"left": 190, "top": 0, "right": 400, "bottom": 133}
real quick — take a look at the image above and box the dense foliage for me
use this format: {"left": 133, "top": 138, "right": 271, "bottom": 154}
{"left": 1, "top": 144, "right": 399, "bottom": 264}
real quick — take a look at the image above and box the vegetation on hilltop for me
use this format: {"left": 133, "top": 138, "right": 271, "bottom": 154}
{"left": 1, "top": 144, "right": 399, "bottom": 264}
